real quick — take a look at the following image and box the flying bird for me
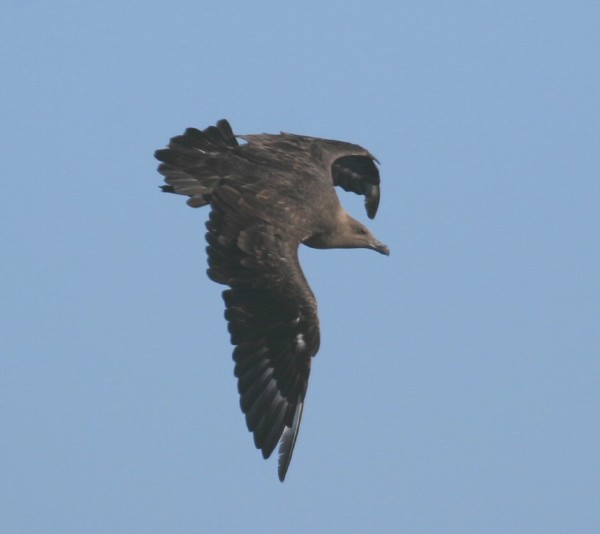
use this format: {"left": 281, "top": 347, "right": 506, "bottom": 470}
{"left": 155, "top": 119, "right": 389, "bottom": 481}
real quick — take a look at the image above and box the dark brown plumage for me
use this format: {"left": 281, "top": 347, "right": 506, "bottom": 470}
{"left": 155, "top": 119, "right": 388, "bottom": 481}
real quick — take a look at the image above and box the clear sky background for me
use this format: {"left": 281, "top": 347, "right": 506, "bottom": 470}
{"left": 2, "top": 1, "right": 599, "bottom": 533}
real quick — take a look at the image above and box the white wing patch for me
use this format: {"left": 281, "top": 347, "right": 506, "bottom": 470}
{"left": 294, "top": 333, "right": 306, "bottom": 351}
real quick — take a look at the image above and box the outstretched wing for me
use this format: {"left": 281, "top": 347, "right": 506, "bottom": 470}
{"left": 206, "top": 182, "right": 320, "bottom": 481}
{"left": 331, "top": 155, "right": 381, "bottom": 219}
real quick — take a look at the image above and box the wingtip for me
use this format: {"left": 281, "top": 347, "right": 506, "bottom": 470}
{"left": 277, "top": 400, "right": 305, "bottom": 482}
{"left": 365, "top": 183, "right": 380, "bottom": 219}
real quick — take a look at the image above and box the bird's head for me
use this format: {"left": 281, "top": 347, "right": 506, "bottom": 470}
{"left": 305, "top": 213, "right": 389, "bottom": 255}
{"left": 346, "top": 217, "right": 390, "bottom": 256}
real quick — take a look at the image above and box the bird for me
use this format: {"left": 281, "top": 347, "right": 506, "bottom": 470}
{"left": 155, "top": 119, "right": 389, "bottom": 481}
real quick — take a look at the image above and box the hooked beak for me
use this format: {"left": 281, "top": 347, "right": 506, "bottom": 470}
{"left": 369, "top": 238, "right": 390, "bottom": 256}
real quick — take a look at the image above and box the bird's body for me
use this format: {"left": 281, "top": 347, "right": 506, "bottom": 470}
{"left": 156, "top": 119, "right": 388, "bottom": 481}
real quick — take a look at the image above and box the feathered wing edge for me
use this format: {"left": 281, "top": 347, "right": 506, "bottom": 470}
{"left": 277, "top": 398, "right": 305, "bottom": 481}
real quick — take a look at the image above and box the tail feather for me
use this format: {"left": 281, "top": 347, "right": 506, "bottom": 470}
{"left": 155, "top": 119, "right": 239, "bottom": 207}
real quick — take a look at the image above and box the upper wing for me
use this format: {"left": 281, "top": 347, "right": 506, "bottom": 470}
{"left": 206, "top": 182, "right": 320, "bottom": 481}
{"left": 331, "top": 155, "right": 381, "bottom": 219}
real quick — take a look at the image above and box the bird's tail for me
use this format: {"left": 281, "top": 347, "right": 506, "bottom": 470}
{"left": 155, "top": 119, "right": 238, "bottom": 208}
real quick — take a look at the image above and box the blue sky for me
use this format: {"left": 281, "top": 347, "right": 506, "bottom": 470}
{"left": 2, "top": 1, "right": 599, "bottom": 532}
